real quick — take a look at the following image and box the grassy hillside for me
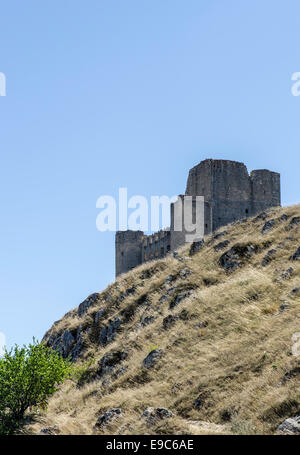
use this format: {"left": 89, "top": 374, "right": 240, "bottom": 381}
{"left": 26, "top": 204, "right": 300, "bottom": 435}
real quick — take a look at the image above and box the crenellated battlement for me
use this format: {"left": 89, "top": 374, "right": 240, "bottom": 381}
{"left": 115, "top": 159, "right": 281, "bottom": 276}
{"left": 142, "top": 230, "right": 171, "bottom": 263}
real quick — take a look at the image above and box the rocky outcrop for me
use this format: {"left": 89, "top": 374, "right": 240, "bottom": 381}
{"left": 78, "top": 293, "right": 101, "bottom": 317}
{"left": 213, "top": 231, "right": 228, "bottom": 240}
{"left": 279, "top": 214, "right": 289, "bottom": 222}
{"left": 162, "top": 314, "right": 179, "bottom": 330}
{"left": 218, "top": 244, "right": 258, "bottom": 272}
{"left": 169, "top": 291, "right": 193, "bottom": 309}
{"left": 179, "top": 268, "right": 192, "bottom": 280}
{"left": 282, "top": 366, "right": 300, "bottom": 383}
{"left": 95, "top": 409, "right": 122, "bottom": 427}
{"left": 97, "top": 349, "right": 128, "bottom": 378}
{"left": 276, "top": 416, "right": 300, "bottom": 434}
{"left": 252, "top": 212, "right": 267, "bottom": 223}
{"left": 39, "top": 425, "right": 60, "bottom": 435}
{"left": 99, "top": 317, "right": 122, "bottom": 346}
{"left": 142, "top": 349, "right": 164, "bottom": 369}
{"left": 49, "top": 329, "right": 81, "bottom": 360}
{"left": 261, "top": 249, "right": 277, "bottom": 267}
{"left": 189, "top": 240, "right": 204, "bottom": 256}
{"left": 286, "top": 217, "right": 300, "bottom": 231}
{"left": 276, "top": 267, "right": 294, "bottom": 281}
{"left": 290, "top": 246, "right": 300, "bottom": 261}
{"left": 141, "top": 407, "right": 173, "bottom": 425}
{"left": 214, "top": 240, "right": 230, "bottom": 252}
{"left": 291, "top": 286, "right": 300, "bottom": 296}
{"left": 261, "top": 219, "right": 275, "bottom": 234}
{"left": 139, "top": 315, "right": 155, "bottom": 327}
{"left": 94, "top": 308, "right": 105, "bottom": 324}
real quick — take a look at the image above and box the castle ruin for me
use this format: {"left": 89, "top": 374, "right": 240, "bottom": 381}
{"left": 115, "top": 159, "right": 281, "bottom": 276}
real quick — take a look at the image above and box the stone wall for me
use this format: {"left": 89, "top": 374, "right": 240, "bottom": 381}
{"left": 141, "top": 230, "right": 171, "bottom": 264}
{"left": 115, "top": 159, "right": 281, "bottom": 276}
{"left": 185, "top": 159, "right": 280, "bottom": 233}
{"left": 115, "top": 230, "right": 144, "bottom": 276}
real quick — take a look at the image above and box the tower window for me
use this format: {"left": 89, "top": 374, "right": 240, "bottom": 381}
{"left": 245, "top": 209, "right": 249, "bottom": 214}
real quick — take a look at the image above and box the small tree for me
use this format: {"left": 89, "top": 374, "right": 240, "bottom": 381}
{"left": 0, "top": 339, "right": 71, "bottom": 434}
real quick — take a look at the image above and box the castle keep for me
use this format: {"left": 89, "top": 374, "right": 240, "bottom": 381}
{"left": 115, "top": 159, "right": 281, "bottom": 276}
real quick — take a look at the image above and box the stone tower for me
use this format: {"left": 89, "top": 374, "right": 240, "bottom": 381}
{"left": 115, "top": 159, "right": 280, "bottom": 276}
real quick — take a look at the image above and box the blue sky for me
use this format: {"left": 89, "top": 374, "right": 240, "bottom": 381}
{"left": 0, "top": 0, "right": 299, "bottom": 349}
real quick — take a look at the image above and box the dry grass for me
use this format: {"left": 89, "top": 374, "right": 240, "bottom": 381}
{"left": 26, "top": 204, "right": 300, "bottom": 435}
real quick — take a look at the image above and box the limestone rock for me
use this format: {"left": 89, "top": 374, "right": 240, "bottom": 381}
{"left": 162, "top": 314, "right": 179, "bottom": 329}
{"left": 282, "top": 366, "right": 300, "bottom": 383}
{"left": 214, "top": 240, "right": 230, "bottom": 252}
{"left": 279, "top": 301, "right": 289, "bottom": 313}
{"left": 277, "top": 267, "right": 294, "bottom": 281}
{"left": 261, "top": 219, "right": 275, "bottom": 234}
{"left": 94, "top": 308, "right": 105, "bottom": 324}
{"left": 159, "top": 295, "right": 168, "bottom": 303}
{"left": 78, "top": 293, "right": 101, "bottom": 317}
{"left": 261, "top": 249, "right": 277, "bottom": 267}
{"left": 142, "top": 349, "right": 164, "bottom": 369}
{"left": 52, "top": 330, "right": 75, "bottom": 358}
{"left": 286, "top": 217, "right": 300, "bottom": 231}
{"left": 291, "top": 286, "right": 300, "bottom": 296}
{"left": 193, "top": 397, "right": 203, "bottom": 409}
{"left": 179, "top": 268, "right": 192, "bottom": 279}
{"left": 97, "top": 349, "right": 128, "bottom": 378}
{"left": 290, "top": 246, "right": 300, "bottom": 261}
{"left": 70, "top": 335, "right": 84, "bottom": 360}
{"left": 276, "top": 416, "right": 300, "bottom": 434}
{"left": 279, "top": 213, "right": 289, "bottom": 222}
{"left": 165, "top": 275, "right": 175, "bottom": 284}
{"left": 169, "top": 291, "right": 193, "bottom": 309}
{"left": 195, "top": 321, "right": 208, "bottom": 328}
{"left": 189, "top": 240, "right": 204, "bottom": 256}
{"left": 173, "top": 251, "right": 183, "bottom": 262}
{"left": 213, "top": 230, "right": 228, "bottom": 240}
{"left": 99, "top": 317, "right": 121, "bottom": 346}
{"left": 95, "top": 409, "right": 122, "bottom": 427}
{"left": 119, "top": 286, "right": 136, "bottom": 302}
{"left": 40, "top": 425, "right": 60, "bottom": 435}
{"left": 252, "top": 212, "right": 267, "bottom": 223}
{"left": 140, "top": 315, "right": 155, "bottom": 327}
{"left": 141, "top": 407, "right": 173, "bottom": 425}
{"left": 218, "top": 244, "right": 258, "bottom": 272}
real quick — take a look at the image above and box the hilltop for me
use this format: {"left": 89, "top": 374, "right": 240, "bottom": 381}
{"left": 26, "top": 204, "right": 300, "bottom": 435}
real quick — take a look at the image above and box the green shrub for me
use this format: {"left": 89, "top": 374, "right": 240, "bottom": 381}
{"left": 0, "top": 339, "right": 71, "bottom": 434}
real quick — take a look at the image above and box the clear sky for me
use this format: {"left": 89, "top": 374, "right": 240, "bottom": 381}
{"left": 0, "top": 0, "right": 299, "bottom": 349}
